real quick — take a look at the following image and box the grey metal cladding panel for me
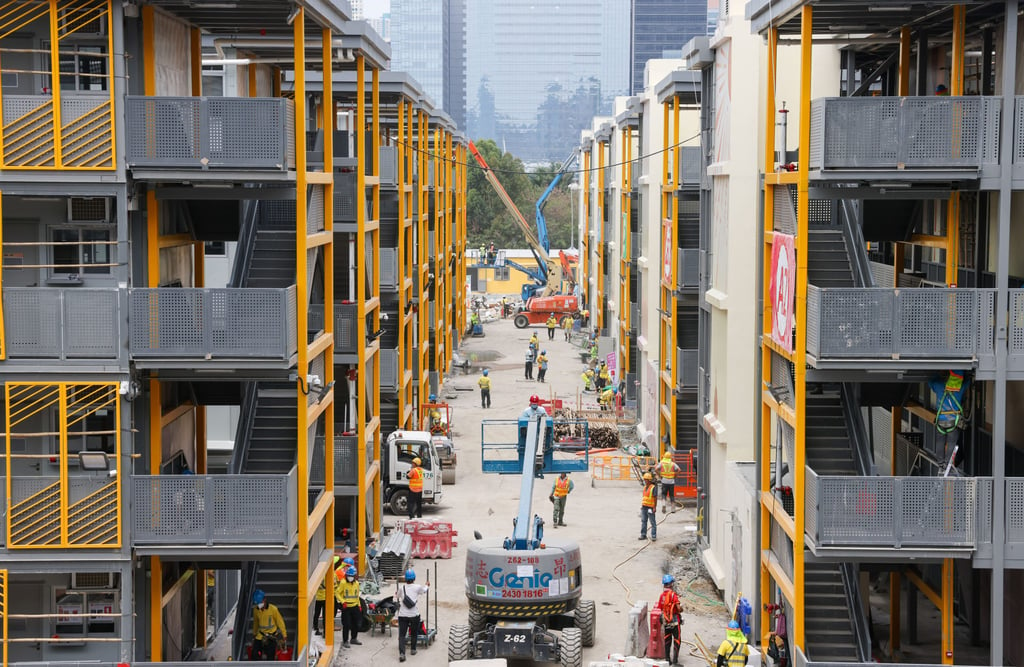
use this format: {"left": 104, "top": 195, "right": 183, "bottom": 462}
{"left": 334, "top": 171, "right": 359, "bottom": 222}
{"left": 804, "top": 469, "right": 818, "bottom": 542}
{"left": 900, "top": 98, "right": 982, "bottom": 167}
{"left": 808, "top": 99, "right": 825, "bottom": 170}
{"left": 380, "top": 248, "right": 399, "bottom": 290}
{"left": 3, "top": 94, "right": 53, "bottom": 125}
{"left": 818, "top": 288, "right": 894, "bottom": 358}
{"left": 822, "top": 98, "right": 899, "bottom": 169}
{"left": 335, "top": 303, "right": 358, "bottom": 353}
{"left": 209, "top": 289, "right": 288, "bottom": 357}
{"left": 307, "top": 184, "right": 325, "bottom": 234}
{"left": 1010, "top": 291, "right": 1024, "bottom": 360}
{"left": 770, "top": 350, "right": 795, "bottom": 408}
{"left": 380, "top": 348, "right": 399, "bottom": 392}
{"left": 869, "top": 261, "right": 894, "bottom": 289}
{"left": 773, "top": 187, "right": 796, "bottom": 235}
{"left": 379, "top": 146, "right": 398, "bottom": 186}
{"left": 678, "top": 248, "right": 700, "bottom": 287}
{"left": 806, "top": 286, "right": 820, "bottom": 358}
{"left": 977, "top": 478, "right": 993, "bottom": 545}
{"left": 679, "top": 146, "right": 702, "bottom": 185}
{"left": 896, "top": 289, "right": 976, "bottom": 356}
{"left": 4, "top": 289, "right": 61, "bottom": 358}
{"left": 1007, "top": 479, "right": 1024, "bottom": 544}
{"left": 124, "top": 97, "right": 202, "bottom": 166}
{"left": 64, "top": 289, "right": 119, "bottom": 358}
{"left": 206, "top": 98, "right": 286, "bottom": 167}
{"left": 129, "top": 289, "right": 204, "bottom": 354}
{"left": 817, "top": 476, "right": 896, "bottom": 545}
{"left": 678, "top": 348, "right": 698, "bottom": 388}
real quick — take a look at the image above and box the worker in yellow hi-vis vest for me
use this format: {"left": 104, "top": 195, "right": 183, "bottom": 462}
{"left": 659, "top": 452, "right": 682, "bottom": 512}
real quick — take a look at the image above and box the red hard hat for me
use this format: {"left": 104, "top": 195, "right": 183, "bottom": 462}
{"left": 529, "top": 395, "right": 540, "bottom": 404}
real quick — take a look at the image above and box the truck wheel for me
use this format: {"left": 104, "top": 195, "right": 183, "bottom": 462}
{"left": 513, "top": 314, "right": 530, "bottom": 329}
{"left": 559, "top": 627, "right": 583, "bottom": 667}
{"left": 574, "top": 599, "right": 596, "bottom": 647}
{"left": 442, "top": 466, "right": 457, "bottom": 485}
{"left": 448, "top": 623, "right": 472, "bottom": 662}
{"left": 468, "top": 606, "right": 486, "bottom": 634}
{"left": 388, "top": 489, "right": 409, "bottom": 515}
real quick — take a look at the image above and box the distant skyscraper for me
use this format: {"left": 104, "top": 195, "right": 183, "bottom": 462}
{"left": 630, "top": 0, "right": 708, "bottom": 93}
{"left": 368, "top": 13, "right": 391, "bottom": 42}
{"left": 466, "top": 0, "right": 629, "bottom": 162}
{"left": 390, "top": 0, "right": 467, "bottom": 130}
{"left": 350, "top": 0, "right": 364, "bottom": 19}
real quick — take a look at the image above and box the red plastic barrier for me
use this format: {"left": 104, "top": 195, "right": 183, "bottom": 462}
{"left": 647, "top": 608, "right": 665, "bottom": 659}
{"left": 404, "top": 519, "right": 458, "bottom": 559}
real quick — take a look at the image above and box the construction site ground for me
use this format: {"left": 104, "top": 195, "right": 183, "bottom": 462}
{"left": 333, "top": 315, "right": 732, "bottom": 666}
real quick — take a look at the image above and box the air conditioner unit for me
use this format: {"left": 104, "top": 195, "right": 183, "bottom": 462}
{"left": 70, "top": 572, "right": 116, "bottom": 589}
{"left": 68, "top": 197, "right": 111, "bottom": 224}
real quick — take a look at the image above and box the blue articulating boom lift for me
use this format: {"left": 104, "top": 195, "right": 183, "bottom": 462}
{"left": 447, "top": 410, "right": 594, "bottom": 666}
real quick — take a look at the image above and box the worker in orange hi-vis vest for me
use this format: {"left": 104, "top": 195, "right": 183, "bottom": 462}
{"left": 407, "top": 457, "right": 424, "bottom": 519}
{"left": 639, "top": 472, "right": 658, "bottom": 542}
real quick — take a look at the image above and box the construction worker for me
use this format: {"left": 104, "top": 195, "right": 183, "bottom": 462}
{"left": 338, "top": 566, "right": 363, "bottom": 648}
{"left": 521, "top": 395, "right": 547, "bottom": 420}
{"left": 396, "top": 568, "right": 429, "bottom": 662}
{"left": 715, "top": 620, "right": 750, "bottom": 667}
{"left": 597, "top": 361, "right": 611, "bottom": 390}
{"left": 407, "top": 457, "right": 424, "bottom": 519}
{"left": 562, "top": 315, "right": 574, "bottom": 341}
{"left": 314, "top": 556, "right": 342, "bottom": 635}
{"left": 659, "top": 452, "right": 682, "bottom": 512}
{"left": 524, "top": 347, "right": 535, "bottom": 380}
{"left": 478, "top": 369, "right": 492, "bottom": 408}
{"left": 928, "top": 370, "right": 970, "bottom": 466}
{"left": 546, "top": 313, "right": 558, "bottom": 340}
{"left": 549, "top": 471, "right": 574, "bottom": 527}
{"left": 588, "top": 340, "right": 599, "bottom": 365}
{"left": 529, "top": 332, "right": 539, "bottom": 356}
{"left": 581, "top": 368, "right": 596, "bottom": 392}
{"left": 251, "top": 589, "right": 287, "bottom": 660}
{"left": 500, "top": 296, "right": 508, "bottom": 318}
{"left": 536, "top": 350, "right": 549, "bottom": 383}
{"left": 639, "top": 472, "right": 658, "bottom": 541}
{"left": 478, "top": 244, "right": 486, "bottom": 261}
{"left": 598, "top": 386, "right": 617, "bottom": 411}
{"left": 656, "top": 574, "right": 683, "bottom": 666}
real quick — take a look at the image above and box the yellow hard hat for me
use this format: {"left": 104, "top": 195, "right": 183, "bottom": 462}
{"left": 412, "top": 457, "right": 422, "bottom": 465}
{"left": 662, "top": 453, "right": 672, "bottom": 460}
{"left": 643, "top": 472, "right": 653, "bottom": 481}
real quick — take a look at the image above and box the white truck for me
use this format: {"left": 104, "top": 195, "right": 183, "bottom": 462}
{"left": 382, "top": 429, "right": 444, "bottom": 515}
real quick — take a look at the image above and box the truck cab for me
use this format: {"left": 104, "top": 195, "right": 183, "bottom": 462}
{"left": 382, "top": 430, "right": 444, "bottom": 515}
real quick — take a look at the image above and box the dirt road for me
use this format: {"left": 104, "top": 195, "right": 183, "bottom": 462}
{"left": 334, "top": 316, "right": 730, "bottom": 666}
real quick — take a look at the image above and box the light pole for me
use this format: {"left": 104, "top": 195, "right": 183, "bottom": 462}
{"left": 568, "top": 181, "right": 579, "bottom": 250}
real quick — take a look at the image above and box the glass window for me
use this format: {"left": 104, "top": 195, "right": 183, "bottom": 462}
{"left": 55, "top": 588, "right": 117, "bottom": 637}
{"left": 45, "top": 42, "right": 108, "bottom": 92}
{"left": 50, "top": 227, "right": 112, "bottom": 275}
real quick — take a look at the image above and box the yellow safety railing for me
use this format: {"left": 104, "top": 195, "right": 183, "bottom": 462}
{"left": 0, "top": 0, "right": 115, "bottom": 170}
{"left": 5, "top": 382, "right": 121, "bottom": 548}
{"left": 1, "top": 568, "right": 6, "bottom": 667}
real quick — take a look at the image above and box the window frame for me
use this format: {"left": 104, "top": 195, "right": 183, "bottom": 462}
{"left": 47, "top": 225, "right": 113, "bottom": 277}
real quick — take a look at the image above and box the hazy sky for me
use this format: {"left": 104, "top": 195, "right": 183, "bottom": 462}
{"left": 362, "top": 0, "right": 389, "bottom": 18}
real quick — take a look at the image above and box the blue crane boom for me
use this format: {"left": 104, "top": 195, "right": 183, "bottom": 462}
{"left": 535, "top": 151, "right": 579, "bottom": 255}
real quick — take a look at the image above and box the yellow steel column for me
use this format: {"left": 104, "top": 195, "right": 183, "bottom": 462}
{"left": 669, "top": 96, "right": 680, "bottom": 450}
{"left": 660, "top": 99, "right": 672, "bottom": 449}
{"left": 597, "top": 142, "right": 605, "bottom": 333}
{"left": 397, "top": 100, "right": 408, "bottom": 425}
{"left": 322, "top": 27, "right": 336, "bottom": 645}
{"left": 48, "top": 0, "right": 64, "bottom": 167}
{"left": 292, "top": 7, "right": 311, "bottom": 647}
{"left": 793, "top": 5, "right": 813, "bottom": 652}
{"left": 946, "top": 6, "right": 965, "bottom": 287}
{"left": 581, "top": 151, "right": 590, "bottom": 306}
{"left": 760, "top": 24, "right": 779, "bottom": 640}
{"left": 190, "top": 28, "right": 202, "bottom": 96}
{"left": 620, "top": 128, "right": 630, "bottom": 375}
{"left": 249, "top": 63, "right": 258, "bottom": 98}
{"left": 897, "top": 27, "right": 911, "bottom": 96}
{"left": 146, "top": 183, "right": 162, "bottom": 661}
{"left": 0, "top": 191, "right": 5, "bottom": 359}
{"left": 371, "top": 66, "right": 382, "bottom": 537}
{"left": 941, "top": 559, "right": 953, "bottom": 663}
{"left": 355, "top": 53, "right": 368, "bottom": 571}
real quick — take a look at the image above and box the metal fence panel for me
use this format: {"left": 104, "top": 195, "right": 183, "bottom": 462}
{"left": 811, "top": 287, "right": 894, "bottom": 357}
{"left": 125, "top": 96, "right": 293, "bottom": 169}
{"left": 1010, "top": 291, "right": 1024, "bottom": 371}
{"left": 678, "top": 348, "right": 698, "bottom": 388}
{"left": 811, "top": 97, "right": 996, "bottom": 170}
{"left": 380, "top": 145, "right": 398, "bottom": 186}
{"left": 131, "top": 468, "right": 296, "bottom": 545}
{"left": 896, "top": 289, "right": 977, "bottom": 356}
{"left": 129, "top": 287, "right": 296, "bottom": 359}
{"left": 1015, "top": 97, "right": 1024, "bottom": 174}
{"left": 380, "top": 248, "right": 399, "bottom": 290}
{"left": 380, "top": 348, "right": 399, "bottom": 392}
{"left": 4, "top": 288, "right": 120, "bottom": 359}
{"left": 678, "top": 248, "right": 700, "bottom": 288}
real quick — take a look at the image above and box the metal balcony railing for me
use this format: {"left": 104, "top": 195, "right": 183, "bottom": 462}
{"left": 381, "top": 348, "right": 399, "bottom": 392}
{"left": 678, "top": 145, "right": 702, "bottom": 187}
{"left": 3, "top": 288, "right": 120, "bottom": 360}
{"left": 677, "top": 248, "right": 700, "bottom": 288}
{"left": 806, "top": 286, "right": 995, "bottom": 361}
{"left": 128, "top": 286, "right": 297, "bottom": 360}
{"left": 1015, "top": 97, "right": 1024, "bottom": 179}
{"left": 310, "top": 436, "right": 360, "bottom": 488}
{"left": 131, "top": 467, "right": 298, "bottom": 546}
{"left": 806, "top": 466, "right": 982, "bottom": 549}
{"left": 809, "top": 96, "right": 1000, "bottom": 172}
{"left": 677, "top": 347, "right": 698, "bottom": 388}
{"left": 380, "top": 248, "right": 399, "bottom": 290}
{"left": 124, "top": 96, "right": 296, "bottom": 170}
{"left": 1011, "top": 291, "right": 1024, "bottom": 372}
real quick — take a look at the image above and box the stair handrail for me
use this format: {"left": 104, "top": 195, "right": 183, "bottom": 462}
{"left": 840, "top": 383, "right": 878, "bottom": 477}
{"left": 839, "top": 561, "right": 873, "bottom": 662}
{"left": 229, "top": 199, "right": 261, "bottom": 289}
{"left": 228, "top": 382, "right": 259, "bottom": 475}
{"left": 231, "top": 561, "right": 260, "bottom": 660}
{"left": 838, "top": 198, "right": 875, "bottom": 288}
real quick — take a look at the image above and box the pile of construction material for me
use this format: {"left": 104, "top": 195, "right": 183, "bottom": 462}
{"left": 553, "top": 407, "right": 620, "bottom": 449}
{"left": 374, "top": 529, "right": 412, "bottom": 579}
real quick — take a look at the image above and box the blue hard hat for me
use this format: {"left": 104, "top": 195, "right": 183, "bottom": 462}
{"left": 342, "top": 557, "right": 355, "bottom": 567}
{"left": 346, "top": 567, "right": 357, "bottom": 577}
{"left": 662, "top": 574, "right": 675, "bottom": 586}
{"left": 429, "top": 393, "right": 437, "bottom": 402}
{"left": 483, "top": 369, "right": 489, "bottom": 376}
{"left": 728, "top": 620, "right": 740, "bottom": 630}
{"left": 405, "top": 569, "right": 416, "bottom": 582}
{"left": 253, "top": 589, "right": 265, "bottom": 605}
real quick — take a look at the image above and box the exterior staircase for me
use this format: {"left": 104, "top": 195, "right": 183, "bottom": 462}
{"left": 804, "top": 562, "right": 862, "bottom": 662}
